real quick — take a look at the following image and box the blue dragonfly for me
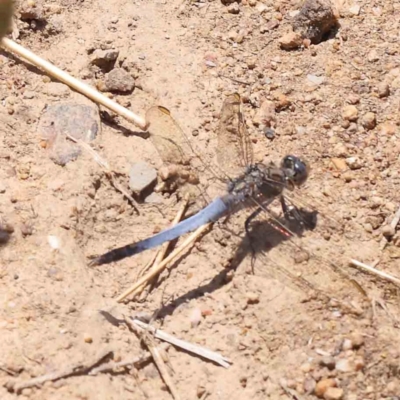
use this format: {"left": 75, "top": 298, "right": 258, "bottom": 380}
{"left": 89, "top": 93, "right": 309, "bottom": 267}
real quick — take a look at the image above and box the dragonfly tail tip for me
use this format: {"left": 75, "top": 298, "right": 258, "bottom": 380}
{"left": 88, "top": 257, "right": 101, "bottom": 267}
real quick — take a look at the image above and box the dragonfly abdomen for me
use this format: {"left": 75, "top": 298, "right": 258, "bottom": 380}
{"left": 90, "top": 196, "right": 239, "bottom": 266}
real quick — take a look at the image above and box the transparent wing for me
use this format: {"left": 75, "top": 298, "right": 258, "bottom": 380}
{"left": 243, "top": 195, "right": 380, "bottom": 309}
{"left": 145, "top": 105, "right": 228, "bottom": 193}
{"left": 145, "top": 106, "right": 191, "bottom": 166}
{"left": 216, "top": 93, "right": 254, "bottom": 177}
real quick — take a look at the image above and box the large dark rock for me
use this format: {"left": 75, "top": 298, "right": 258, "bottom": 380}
{"left": 292, "top": 0, "right": 338, "bottom": 44}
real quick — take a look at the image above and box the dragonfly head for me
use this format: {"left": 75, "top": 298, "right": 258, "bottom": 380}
{"left": 281, "top": 155, "right": 309, "bottom": 188}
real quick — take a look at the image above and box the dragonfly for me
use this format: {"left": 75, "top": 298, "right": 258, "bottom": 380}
{"left": 89, "top": 93, "right": 311, "bottom": 267}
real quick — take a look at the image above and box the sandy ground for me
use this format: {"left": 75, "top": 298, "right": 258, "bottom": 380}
{"left": 1, "top": 0, "right": 400, "bottom": 399}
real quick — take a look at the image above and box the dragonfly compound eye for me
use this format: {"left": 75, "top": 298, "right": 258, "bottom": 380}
{"left": 281, "top": 155, "right": 309, "bottom": 186}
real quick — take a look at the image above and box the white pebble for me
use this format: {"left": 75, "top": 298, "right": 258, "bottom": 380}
{"left": 190, "top": 308, "right": 202, "bottom": 328}
{"left": 307, "top": 74, "right": 325, "bottom": 85}
{"left": 48, "top": 235, "right": 60, "bottom": 249}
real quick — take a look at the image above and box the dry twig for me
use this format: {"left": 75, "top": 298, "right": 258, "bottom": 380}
{"left": 134, "top": 196, "right": 190, "bottom": 298}
{"left": 125, "top": 317, "right": 181, "bottom": 400}
{"left": 349, "top": 259, "right": 400, "bottom": 287}
{"left": 8, "top": 349, "right": 113, "bottom": 393}
{"left": 66, "top": 133, "right": 140, "bottom": 213}
{"left": 132, "top": 319, "right": 232, "bottom": 368}
{"left": 1, "top": 38, "right": 147, "bottom": 129}
{"left": 89, "top": 343, "right": 170, "bottom": 375}
{"left": 89, "top": 353, "right": 150, "bottom": 376}
{"left": 116, "top": 223, "right": 211, "bottom": 302}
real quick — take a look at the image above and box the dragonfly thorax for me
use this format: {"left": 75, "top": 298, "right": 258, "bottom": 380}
{"left": 227, "top": 163, "right": 286, "bottom": 200}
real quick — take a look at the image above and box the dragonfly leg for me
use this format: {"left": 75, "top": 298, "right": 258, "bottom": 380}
{"left": 280, "top": 195, "right": 304, "bottom": 225}
{"left": 244, "top": 207, "right": 263, "bottom": 273}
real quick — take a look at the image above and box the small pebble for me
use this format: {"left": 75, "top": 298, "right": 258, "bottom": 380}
{"left": 264, "top": 127, "right": 275, "bottom": 139}
{"left": 348, "top": 4, "right": 360, "bottom": 15}
{"left": 331, "top": 158, "right": 347, "bottom": 171}
{"left": 304, "top": 377, "right": 316, "bottom": 394}
{"left": 382, "top": 225, "right": 395, "bottom": 238}
{"left": 253, "top": 100, "right": 276, "bottom": 127}
{"left": 347, "top": 122, "right": 357, "bottom": 134}
{"left": 335, "top": 358, "right": 352, "bottom": 372}
{"left": 369, "top": 196, "right": 383, "bottom": 208}
{"left": 23, "top": 91, "right": 35, "bottom": 99}
{"left": 342, "top": 105, "right": 358, "bottom": 121}
{"left": 90, "top": 49, "right": 119, "bottom": 69}
{"left": 342, "top": 338, "right": 352, "bottom": 350}
{"left": 279, "top": 31, "right": 303, "bottom": 50}
{"left": 20, "top": 223, "right": 33, "bottom": 237}
{"left": 105, "top": 68, "right": 135, "bottom": 93}
{"left": 276, "top": 93, "right": 290, "bottom": 109}
{"left": 354, "top": 356, "right": 365, "bottom": 371}
{"left": 196, "top": 384, "right": 206, "bottom": 398}
{"left": 190, "top": 308, "right": 202, "bottom": 328}
{"left": 19, "top": 0, "right": 44, "bottom": 20}
{"left": 294, "top": 250, "right": 309, "bottom": 264}
{"left": 48, "top": 235, "right": 60, "bottom": 249}
{"left": 300, "top": 362, "right": 312, "bottom": 373}
{"left": 365, "top": 215, "right": 383, "bottom": 230}
{"left": 315, "top": 378, "right": 336, "bottom": 398}
{"left": 246, "top": 292, "right": 260, "bottom": 304}
{"left": 227, "top": 3, "right": 240, "bottom": 13}
{"left": 0, "top": 228, "right": 11, "bottom": 243}
{"left": 346, "top": 94, "right": 360, "bottom": 104}
{"left": 320, "top": 356, "right": 336, "bottom": 370}
{"left": 324, "top": 387, "right": 343, "bottom": 400}
{"left": 83, "top": 333, "right": 93, "bottom": 343}
{"left": 379, "top": 122, "right": 396, "bottom": 136}
{"left": 295, "top": 126, "right": 306, "bottom": 135}
{"left": 342, "top": 171, "right": 352, "bottom": 182}
{"left": 377, "top": 82, "right": 390, "bottom": 97}
{"left": 361, "top": 112, "right": 376, "bottom": 130}
{"left": 307, "top": 74, "right": 325, "bottom": 85}
{"left": 129, "top": 162, "right": 157, "bottom": 196}
{"left": 345, "top": 157, "right": 362, "bottom": 170}
{"left": 349, "top": 332, "right": 364, "bottom": 348}
{"left": 201, "top": 307, "right": 212, "bottom": 317}
{"left": 367, "top": 49, "right": 379, "bottom": 62}
{"left": 260, "top": 20, "right": 279, "bottom": 32}
{"left": 364, "top": 223, "right": 373, "bottom": 233}
{"left": 246, "top": 58, "right": 257, "bottom": 69}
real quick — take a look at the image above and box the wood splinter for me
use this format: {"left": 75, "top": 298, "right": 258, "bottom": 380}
{"left": 1, "top": 37, "right": 147, "bottom": 130}
{"left": 349, "top": 259, "right": 400, "bottom": 287}
{"left": 132, "top": 318, "right": 232, "bottom": 369}
{"left": 7, "top": 349, "right": 113, "bottom": 393}
{"left": 125, "top": 316, "right": 181, "bottom": 400}
{"left": 116, "top": 222, "right": 211, "bottom": 303}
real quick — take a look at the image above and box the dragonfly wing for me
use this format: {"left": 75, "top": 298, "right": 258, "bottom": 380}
{"left": 145, "top": 106, "right": 191, "bottom": 165}
{"left": 216, "top": 93, "right": 253, "bottom": 177}
{"left": 243, "top": 194, "right": 376, "bottom": 307}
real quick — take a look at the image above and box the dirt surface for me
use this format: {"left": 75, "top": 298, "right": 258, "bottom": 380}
{"left": 1, "top": 0, "right": 400, "bottom": 399}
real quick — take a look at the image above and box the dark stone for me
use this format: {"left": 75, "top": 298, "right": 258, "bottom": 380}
{"left": 38, "top": 102, "right": 100, "bottom": 166}
{"left": 292, "top": 0, "right": 338, "bottom": 44}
